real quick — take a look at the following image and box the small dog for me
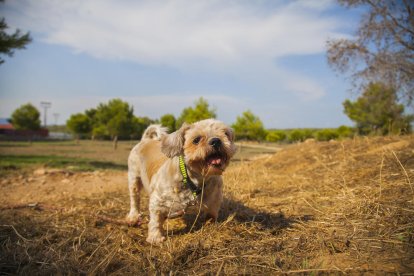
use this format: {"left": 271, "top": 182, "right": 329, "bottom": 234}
{"left": 126, "top": 119, "right": 237, "bottom": 243}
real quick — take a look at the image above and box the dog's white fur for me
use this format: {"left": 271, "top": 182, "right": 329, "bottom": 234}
{"left": 126, "top": 119, "right": 236, "bottom": 244}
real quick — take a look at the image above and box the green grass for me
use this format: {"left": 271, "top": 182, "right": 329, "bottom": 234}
{"left": 0, "top": 154, "right": 127, "bottom": 174}
{"left": 0, "top": 140, "right": 134, "bottom": 169}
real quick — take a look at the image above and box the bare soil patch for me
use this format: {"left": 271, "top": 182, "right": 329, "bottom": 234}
{"left": 0, "top": 136, "right": 413, "bottom": 274}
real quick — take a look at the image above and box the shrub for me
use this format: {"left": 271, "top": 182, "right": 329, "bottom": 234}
{"left": 265, "top": 130, "right": 287, "bottom": 143}
{"left": 315, "top": 129, "right": 339, "bottom": 141}
{"left": 288, "top": 129, "right": 314, "bottom": 143}
{"left": 337, "top": 125, "right": 355, "bottom": 138}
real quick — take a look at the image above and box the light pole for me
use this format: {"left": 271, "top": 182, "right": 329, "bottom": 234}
{"left": 40, "top": 101, "right": 51, "bottom": 128}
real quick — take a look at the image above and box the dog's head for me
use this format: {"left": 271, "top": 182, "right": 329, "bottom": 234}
{"left": 161, "top": 119, "right": 236, "bottom": 176}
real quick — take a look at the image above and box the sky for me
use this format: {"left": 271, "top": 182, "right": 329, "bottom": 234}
{"left": 0, "top": 0, "right": 362, "bottom": 129}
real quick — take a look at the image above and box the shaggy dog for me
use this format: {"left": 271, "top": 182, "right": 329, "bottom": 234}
{"left": 126, "top": 119, "right": 237, "bottom": 243}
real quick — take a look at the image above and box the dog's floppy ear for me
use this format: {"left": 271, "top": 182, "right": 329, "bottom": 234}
{"left": 226, "top": 127, "right": 235, "bottom": 142}
{"left": 161, "top": 123, "right": 190, "bottom": 158}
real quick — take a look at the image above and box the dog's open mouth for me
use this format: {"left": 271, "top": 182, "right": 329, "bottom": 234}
{"left": 206, "top": 153, "right": 226, "bottom": 168}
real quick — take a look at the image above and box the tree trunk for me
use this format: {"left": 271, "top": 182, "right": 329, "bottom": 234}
{"left": 113, "top": 135, "right": 118, "bottom": 150}
{"left": 76, "top": 134, "right": 80, "bottom": 145}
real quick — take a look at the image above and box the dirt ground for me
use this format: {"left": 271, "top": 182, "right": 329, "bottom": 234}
{"left": 0, "top": 136, "right": 413, "bottom": 274}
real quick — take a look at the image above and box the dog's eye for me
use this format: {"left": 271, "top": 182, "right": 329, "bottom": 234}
{"left": 192, "top": 136, "right": 202, "bottom": 145}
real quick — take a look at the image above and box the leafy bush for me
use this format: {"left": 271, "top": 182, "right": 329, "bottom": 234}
{"left": 337, "top": 125, "right": 355, "bottom": 138}
{"left": 288, "top": 129, "right": 314, "bottom": 142}
{"left": 265, "top": 127, "right": 356, "bottom": 143}
{"left": 265, "top": 130, "right": 287, "bottom": 143}
{"left": 315, "top": 129, "right": 339, "bottom": 141}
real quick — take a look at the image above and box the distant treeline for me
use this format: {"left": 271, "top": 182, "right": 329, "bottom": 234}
{"left": 9, "top": 82, "right": 413, "bottom": 147}
{"left": 51, "top": 124, "right": 356, "bottom": 143}
{"left": 264, "top": 126, "right": 355, "bottom": 143}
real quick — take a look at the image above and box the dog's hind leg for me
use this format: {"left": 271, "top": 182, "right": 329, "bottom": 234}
{"left": 126, "top": 171, "right": 143, "bottom": 226}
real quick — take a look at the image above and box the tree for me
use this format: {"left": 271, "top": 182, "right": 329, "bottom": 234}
{"left": 327, "top": 0, "right": 414, "bottom": 103}
{"left": 11, "top": 103, "right": 41, "bottom": 130}
{"left": 160, "top": 114, "right": 176, "bottom": 132}
{"left": 92, "top": 125, "right": 107, "bottom": 140}
{"left": 134, "top": 116, "right": 155, "bottom": 139}
{"left": 343, "top": 82, "right": 413, "bottom": 135}
{"left": 85, "top": 108, "right": 97, "bottom": 127}
{"left": 176, "top": 97, "right": 216, "bottom": 128}
{"left": 66, "top": 113, "right": 91, "bottom": 143}
{"left": 0, "top": 5, "right": 32, "bottom": 64}
{"left": 94, "top": 99, "right": 135, "bottom": 149}
{"left": 232, "top": 110, "right": 266, "bottom": 141}
{"left": 67, "top": 99, "right": 155, "bottom": 143}
{"left": 107, "top": 112, "right": 132, "bottom": 140}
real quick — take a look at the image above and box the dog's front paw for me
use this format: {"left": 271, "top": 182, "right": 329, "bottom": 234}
{"left": 146, "top": 232, "right": 166, "bottom": 244}
{"left": 126, "top": 211, "right": 142, "bottom": 227}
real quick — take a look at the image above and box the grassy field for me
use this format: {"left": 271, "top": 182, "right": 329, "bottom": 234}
{"left": 0, "top": 140, "right": 134, "bottom": 173}
{"left": 0, "top": 136, "right": 413, "bottom": 274}
{"left": 0, "top": 140, "right": 279, "bottom": 174}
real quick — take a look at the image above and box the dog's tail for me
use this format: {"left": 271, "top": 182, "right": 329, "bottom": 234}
{"left": 141, "top": 124, "right": 168, "bottom": 141}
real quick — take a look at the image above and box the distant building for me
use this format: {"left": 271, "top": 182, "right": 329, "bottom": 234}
{"left": 0, "top": 118, "right": 49, "bottom": 140}
{"left": 0, "top": 118, "right": 14, "bottom": 132}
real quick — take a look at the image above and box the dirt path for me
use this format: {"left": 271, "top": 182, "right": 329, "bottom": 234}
{"left": 1, "top": 169, "right": 128, "bottom": 205}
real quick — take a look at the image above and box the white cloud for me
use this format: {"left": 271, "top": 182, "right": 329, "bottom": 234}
{"left": 5, "top": 0, "right": 344, "bottom": 62}
{"left": 4, "top": 0, "right": 348, "bottom": 100}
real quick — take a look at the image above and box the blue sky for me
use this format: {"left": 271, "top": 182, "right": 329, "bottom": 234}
{"left": 0, "top": 0, "right": 361, "bottom": 128}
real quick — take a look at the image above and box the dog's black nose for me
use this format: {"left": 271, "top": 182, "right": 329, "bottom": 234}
{"left": 209, "top": 138, "right": 222, "bottom": 149}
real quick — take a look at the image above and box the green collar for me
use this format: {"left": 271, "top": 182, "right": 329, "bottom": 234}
{"left": 178, "top": 155, "right": 202, "bottom": 197}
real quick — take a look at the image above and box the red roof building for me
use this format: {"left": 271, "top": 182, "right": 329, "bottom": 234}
{"left": 0, "top": 118, "right": 14, "bottom": 130}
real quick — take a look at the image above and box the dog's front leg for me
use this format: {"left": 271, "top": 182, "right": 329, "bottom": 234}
{"left": 202, "top": 179, "right": 223, "bottom": 222}
{"left": 146, "top": 196, "right": 167, "bottom": 244}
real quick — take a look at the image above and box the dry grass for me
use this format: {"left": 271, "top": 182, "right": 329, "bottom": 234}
{"left": 0, "top": 136, "right": 413, "bottom": 274}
